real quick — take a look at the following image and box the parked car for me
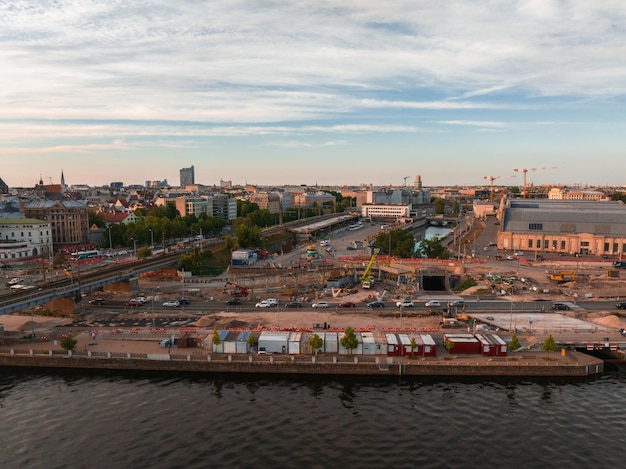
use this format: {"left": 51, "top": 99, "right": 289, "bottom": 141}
{"left": 616, "top": 301, "right": 626, "bottom": 309}
{"left": 552, "top": 302, "right": 570, "bottom": 310}
{"left": 265, "top": 298, "right": 278, "bottom": 306}
{"left": 425, "top": 300, "right": 441, "bottom": 308}
{"left": 505, "top": 256, "right": 515, "bottom": 260}
{"left": 514, "top": 252, "right": 524, "bottom": 256}
{"left": 163, "top": 299, "right": 180, "bottom": 308}
{"left": 6, "top": 277, "right": 24, "bottom": 286}
{"left": 225, "top": 298, "right": 241, "bottom": 305}
{"left": 488, "top": 242, "right": 497, "bottom": 247}
{"left": 448, "top": 299, "right": 465, "bottom": 307}
{"left": 367, "top": 301, "right": 385, "bottom": 308}
{"left": 285, "top": 301, "right": 302, "bottom": 308}
{"left": 88, "top": 298, "right": 106, "bottom": 305}
{"left": 312, "top": 301, "right": 330, "bottom": 309}
{"left": 495, "top": 255, "right": 503, "bottom": 261}
{"left": 339, "top": 301, "right": 356, "bottom": 308}
{"left": 255, "top": 300, "right": 272, "bottom": 308}
{"left": 178, "top": 297, "right": 190, "bottom": 305}
{"left": 395, "top": 300, "right": 414, "bottom": 308}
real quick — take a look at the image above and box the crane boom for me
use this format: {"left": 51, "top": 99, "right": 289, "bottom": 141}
{"left": 361, "top": 248, "right": 380, "bottom": 288}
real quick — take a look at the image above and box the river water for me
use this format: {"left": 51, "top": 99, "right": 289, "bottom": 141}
{"left": 1, "top": 368, "right": 625, "bottom": 468}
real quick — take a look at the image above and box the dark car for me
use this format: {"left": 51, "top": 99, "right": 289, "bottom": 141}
{"left": 339, "top": 301, "right": 356, "bottom": 308}
{"left": 88, "top": 298, "right": 106, "bottom": 305}
{"left": 367, "top": 301, "right": 385, "bottom": 308}
{"left": 178, "top": 297, "right": 190, "bottom": 305}
{"left": 552, "top": 302, "right": 570, "bottom": 310}
{"left": 285, "top": 301, "right": 302, "bottom": 308}
{"left": 225, "top": 298, "right": 241, "bottom": 305}
{"left": 616, "top": 301, "right": 626, "bottom": 309}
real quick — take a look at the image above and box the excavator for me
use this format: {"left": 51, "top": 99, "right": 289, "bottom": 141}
{"left": 549, "top": 271, "right": 576, "bottom": 283}
{"left": 223, "top": 281, "right": 250, "bottom": 297}
{"left": 361, "top": 248, "right": 380, "bottom": 289}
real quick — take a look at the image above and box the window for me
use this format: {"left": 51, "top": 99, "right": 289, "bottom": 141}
{"left": 528, "top": 239, "right": 533, "bottom": 248}
{"left": 544, "top": 240, "right": 549, "bottom": 249}
{"left": 561, "top": 241, "right": 566, "bottom": 250}
{"left": 552, "top": 240, "right": 557, "bottom": 250}
{"left": 529, "top": 223, "right": 543, "bottom": 231}
{"left": 536, "top": 239, "right": 541, "bottom": 248}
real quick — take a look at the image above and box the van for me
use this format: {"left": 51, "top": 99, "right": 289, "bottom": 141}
{"left": 381, "top": 224, "right": 388, "bottom": 230}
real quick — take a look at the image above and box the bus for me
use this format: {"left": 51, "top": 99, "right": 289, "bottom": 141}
{"left": 71, "top": 250, "right": 101, "bottom": 260}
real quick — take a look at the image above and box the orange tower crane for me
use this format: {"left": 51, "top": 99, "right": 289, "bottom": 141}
{"left": 483, "top": 176, "right": 500, "bottom": 202}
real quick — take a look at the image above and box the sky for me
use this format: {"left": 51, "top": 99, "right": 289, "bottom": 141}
{"left": 2, "top": 1, "right": 626, "bottom": 189}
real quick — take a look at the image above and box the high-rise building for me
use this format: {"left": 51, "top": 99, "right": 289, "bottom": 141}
{"left": 180, "top": 166, "right": 195, "bottom": 187}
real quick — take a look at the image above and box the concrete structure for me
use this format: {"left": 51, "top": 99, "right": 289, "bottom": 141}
{"left": 249, "top": 192, "right": 281, "bottom": 214}
{"left": 22, "top": 200, "right": 90, "bottom": 251}
{"left": 0, "top": 218, "right": 53, "bottom": 261}
{"left": 497, "top": 198, "right": 626, "bottom": 257}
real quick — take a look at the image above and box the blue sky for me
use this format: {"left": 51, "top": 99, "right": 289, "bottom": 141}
{"left": 1, "top": 0, "right": 626, "bottom": 188}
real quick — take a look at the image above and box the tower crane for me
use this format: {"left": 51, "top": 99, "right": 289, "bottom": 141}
{"left": 483, "top": 176, "right": 500, "bottom": 202}
{"left": 513, "top": 168, "right": 536, "bottom": 198}
{"left": 403, "top": 176, "right": 409, "bottom": 186}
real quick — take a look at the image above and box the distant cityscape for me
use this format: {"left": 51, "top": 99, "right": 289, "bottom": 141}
{"left": 1, "top": 166, "right": 626, "bottom": 264}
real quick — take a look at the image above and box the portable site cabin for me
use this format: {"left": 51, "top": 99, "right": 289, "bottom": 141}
{"left": 300, "top": 332, "right": 324, "bottom": 355}
{"left": 443, "top": 333, "right": 481, "bottom": 354}
{"left": 206, "top": 329, "right": 230, "bottom": 353}
{"left": 476, "top": 333, "right": 508, "bottom": 357}
{"left": 288, "top": 332, "right": 302, "bottom": 355}
{"left": 420, "top": 334, "right": 437, "bottom": 357}
{"left": 324, "top": 332, "right": 339, "bottom": 354}
{"left": 338, "top": 331, "right": 363, "bottom": 355}
{"left": 258, "top": 331, "right": 290, "bottom": 354}
{"left": 223, "top": 331, "right": 242, "bottom": 354}
{"left": 236, "top": 331, "right": 251, "bottom": 354}
{"left": 398, "top": 334, "right": 417, "bottom": 356}
{"left": 386, "top": 333, "right": 401, "bottom": 356}
{"left": 361, "top": 331, "right": 385, "bottom": 355}
{"left": 231, "top": 249, "right": 257, "bottom": 266}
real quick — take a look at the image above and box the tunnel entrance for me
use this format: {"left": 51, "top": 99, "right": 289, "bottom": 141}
{"left": 421, "top": 273, "right": 447, "bottom": 292}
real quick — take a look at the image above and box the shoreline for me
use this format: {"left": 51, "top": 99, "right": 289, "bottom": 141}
{"left": 0, "top": 348, "right": 604, "bottom": 378}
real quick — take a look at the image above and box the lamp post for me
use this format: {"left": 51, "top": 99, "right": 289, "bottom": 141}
{"left": 149, "top": 228, "right": 154, "bottom": 248}
{"left": 108, "top": 225, "right": 112, "bottom": 250}
{"left": 131, "top": 238, "right": 137, "bottom": 258}
{"left": 151, "top": 287, "right": 159, "bottom": 328}
{"left": 509, "top": 302, "right": 515, "bottom": 332}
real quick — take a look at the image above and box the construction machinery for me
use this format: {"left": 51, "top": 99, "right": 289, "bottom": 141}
{"left": 483, "top": 176, "right": 501, "bottom": 202}
{"left": 549, "top": 271, "right": 576, "bottom": 283}
{"left": 223, "top": 281, "right": 250, "bottom": 297}
{"left": 361, "top": 248, "right": 380, "bottom": 289}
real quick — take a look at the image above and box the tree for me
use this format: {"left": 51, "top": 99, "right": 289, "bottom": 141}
{"left": 432, "top": 198, "right": 445, "bottom": 214}
{"left": 212, "top": 329, "right": 221, "bottom": 347}
{"left": 52, "top": 252, "right": 65, "bottom": 268}
{"left": 410, "top": 337, "right": 417, "bottom": 358}
{"left": 309, "top": 333, "right": 324, "bottom": 355}
{"left": 373, "top": 229, "right": 416, "bottom": 258}
{"left": 509, "top": 334, "right": 522, "bottom": 351}
{"left": 542, "top": 334, "right": 558, "bottom": 354}
{"left": 60, "top": 336, "right": 77, "bottom": 351}
{"left": 417, "top": 237, "right": 449, "bottom": 259}
{"left": 340, "top": 326, "right": 358, "bottom": 354}
{"left": 444, "top": 338, "right": 455, "bottom": 354}
{"left": 246, "top": 333, "right": 257, "bottom": 351}
{"left": 137, "top": 246, "right": 152, "bottom": 259}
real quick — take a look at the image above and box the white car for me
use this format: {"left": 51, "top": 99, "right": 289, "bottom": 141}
{"left": 255, "top": 300, "right": 272, "bottom": 308}
{"left": 312, "top": 301, "right": 330, "bottom": 308}
{"left": 163, "top": 300, "right": 180, "bottom": 308}
{"left": 425, "top": 300, "right": 441, "bottom": 308}
{"left": 396, "top": 300, "right": 414, "bottom": 308}
{"left": 514, "top": 252, "right": 524, "bottom": 256}
{"left": 265, "top": 298, "right": 278, "bottom": 306}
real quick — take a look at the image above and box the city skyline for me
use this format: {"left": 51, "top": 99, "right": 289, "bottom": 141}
{"left": 2, "top": 1, "right": 626, "bottom": 187}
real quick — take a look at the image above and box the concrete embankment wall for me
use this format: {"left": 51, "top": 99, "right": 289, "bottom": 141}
{"left": 0, "top": 352, "right": 604, "bottom": 378}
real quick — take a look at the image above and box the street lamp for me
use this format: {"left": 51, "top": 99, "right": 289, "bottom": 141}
{"left": 509, "top": 302, "right": 515, "bottom": 332}
{"left": 149, "top": 228, "right": 154, "bottom": 248}
{"left": 108, "top": 225, "right": 112, "bottom": 250}
{"left": 131, "top": 238, "right": 137, "bottom": 258}
{"left": 151, "top": 287, "right": 159, "bottom": 328}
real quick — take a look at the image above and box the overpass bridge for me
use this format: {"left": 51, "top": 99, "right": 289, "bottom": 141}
{"left": 0, "top": 255, "right": 179, "bottom": 316}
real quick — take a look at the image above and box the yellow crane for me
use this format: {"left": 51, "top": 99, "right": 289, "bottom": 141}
{"left": 361, "top": 248, "right": 380, "bottom": 289}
